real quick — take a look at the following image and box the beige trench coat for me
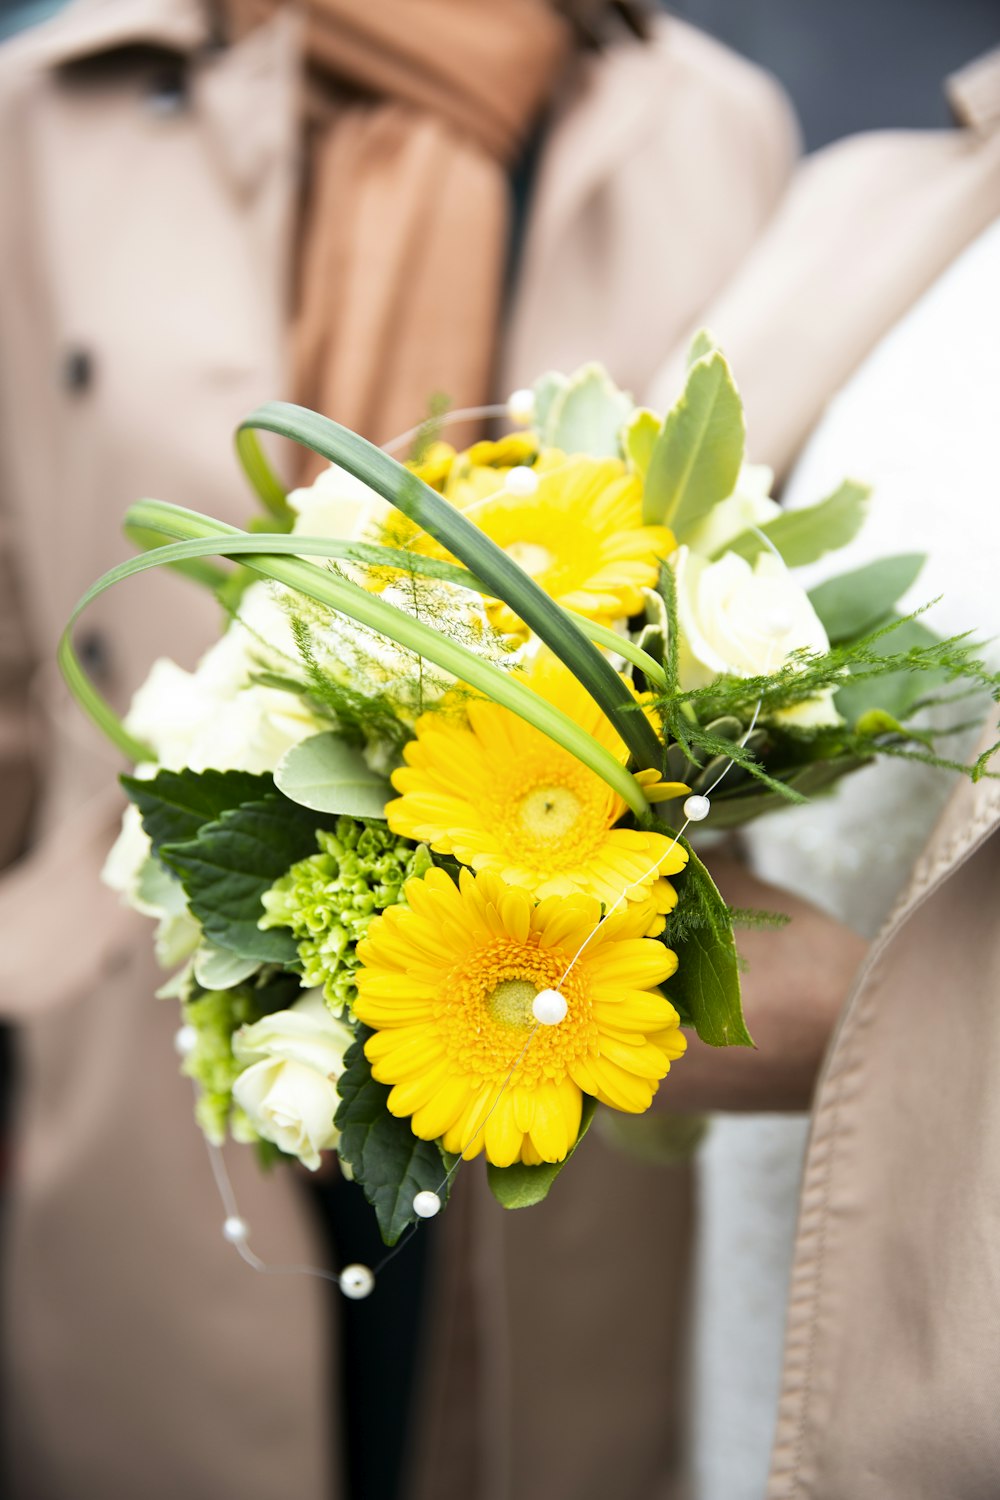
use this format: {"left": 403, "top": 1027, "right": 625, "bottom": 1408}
{"left": 0, "top": 6, "right": 797, "bottom": 1498}
{"left": 657, "top": 46, "right": 1000, "bottom": 1497}
{"left": 768, "top": 736, "right": 1000, "bottom": 1498}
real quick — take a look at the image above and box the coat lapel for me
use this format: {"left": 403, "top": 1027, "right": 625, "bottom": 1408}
{"left": 28, "top": 0, "right": 210, "bottom": 68}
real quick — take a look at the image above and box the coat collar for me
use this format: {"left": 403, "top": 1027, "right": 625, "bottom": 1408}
{"left": 27, "top": 0, "right": 212, "bottom": 71}
{"left": 17, "top": 0, "right": 299, "bottom": 199}
{"left": 523, "top": 18, "right": 671, "bottom": 278}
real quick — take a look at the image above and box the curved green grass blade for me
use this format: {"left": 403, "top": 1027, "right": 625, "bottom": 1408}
{"left": 127, "top": 501, "right": 487, "bottom": 591}
{"left": 132, "top": 506, "right": 662, "bottom": 684}
{"left": 235, "top": 403, "right": 663, "bottom": 770}
{"left": 59, "top": 505, "right": 651, "bottom": 814}
{"left": 563, "top": 610, "right": 667, "bottom": 690}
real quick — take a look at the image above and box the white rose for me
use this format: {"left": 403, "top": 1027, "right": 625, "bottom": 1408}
{"left": 288, "top": 463, "right": 389, "bottom": 541}
{"left": 231, "top": 992, "right": 355, "bottom": 1170}
{"left": 683, "top": 464, "right": 781, "bottom": 558}
{"left": 124, "top": 582, "right": 323, "bottom": 773}
{"left": 673, "top": 545, "right": 840, "bottom": 726}
{"left": 102, "top": 803, "right": 202, "bottom": 966}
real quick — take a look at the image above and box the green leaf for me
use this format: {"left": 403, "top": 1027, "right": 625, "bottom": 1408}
{"left": 531, "top": 371, "right": 567, "bottom": 436}
{"left": 854, "top": 708, "right": 911, "bottom": 738}
{"left": 686, "top": 328, "right": 720, "bottom": 367}
{"left": 335, "top": 1032, "right": 453, "bottom": 1245}
{"left": 808, "top": 553, "right": 926, "bottom": 643}
{"left": 668, "top": 838, "right": 752, "bottom": 1047}
{"left": 834, "top": 615, "right": 945, "bottom": 724}
{"left": 486, "top": 1096, "right": 598, "bottom": 1210}
{"left": 643, "top": 352, "right": 745, "bottom": 532}
{"left": 723, "top": 481, "right": 870, "bottom": 567}
{"left": 161, "top": 795, "right": 329, "bottom": 963}
{"left": 540, "top": 363, "right": 634, "bottom": 458}
{"left": 622, "top": 407, "right": 662, "bottom": 480}
{"left": 193, "top": 945, "right": 262, "bottom": 990}
{"left": 274, "top": 732, "right": 391, "bottom": 819}
{"left": 122, "top": 768, "right": 273, "bottom": 856}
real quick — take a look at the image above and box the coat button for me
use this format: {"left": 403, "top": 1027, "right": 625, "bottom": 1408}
{"left": 61, "top": 347, "right": 94, "bottom": 394}
{"left": 144, "top": 64, "right": 188, "bottom": 116}
{"left": 78, "top": 628, "right": 112, "bottom": 683}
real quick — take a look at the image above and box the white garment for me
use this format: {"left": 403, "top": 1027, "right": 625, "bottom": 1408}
{"left": 692, "top": 216, "right": 1000, "bottom": 1500}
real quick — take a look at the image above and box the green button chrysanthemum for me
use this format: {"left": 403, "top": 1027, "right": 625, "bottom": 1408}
{"left": 259, "top": 818, "right": 430, "bottom": 1013}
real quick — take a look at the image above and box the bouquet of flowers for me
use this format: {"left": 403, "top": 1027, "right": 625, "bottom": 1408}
{"left": 64, "top": 336, "right": 997, "bottom": 1289}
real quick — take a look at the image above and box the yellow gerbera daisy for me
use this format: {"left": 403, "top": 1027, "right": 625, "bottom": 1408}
{"left": 354, "top": 866, "right": 686, "bottom": 1166}
{"left": 386, "top": 654, "right": 688, "bottom": 915}
{"left": 381, "top": 443, "right": 672, "bottom": 633}
{"left": 462, "top": 451, "right": 673, "bottom": 633}
{"left": 410, "top": 435, "right": 540, "bottom": 510}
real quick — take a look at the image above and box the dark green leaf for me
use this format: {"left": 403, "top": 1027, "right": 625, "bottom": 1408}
{"left": 808, "top": 554, "right": 926, "bottom": 643}
{"left": 122, "top": 767, "right": 273, "bottom": 857}
{"left": 723, "top": 481, "right": 870, "bottom": 567}
{"left": 334, "top": 1032, "right": 453, "bottom": 1245}
{"left": 667, "top": 838, "right": 752, "bottom": 1047}
{"left": 486, "top": 1096, "right": 598, "bottom": 1210}
{"left": 161, "top": 796, "right": 329, "bottom": 962}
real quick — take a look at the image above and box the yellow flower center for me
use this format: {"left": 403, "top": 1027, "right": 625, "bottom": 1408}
{"left": 504, "top": 540, "right": 553, "bottom": 577}
{"left": 488, "top": 978, "right": 539, "bottom": 1028}
{"left": 515, "top": 786, "right": 584, "bottom": 843}
{"left": 441, "top": 937, "right": 593, "bottom": 1087}
{"left": 491, "top": 760, "right": 606, "bottom": 871}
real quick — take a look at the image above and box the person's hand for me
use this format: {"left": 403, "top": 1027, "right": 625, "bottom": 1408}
{"left": 659, "top": 855, "right": 867, "bottom": 1114}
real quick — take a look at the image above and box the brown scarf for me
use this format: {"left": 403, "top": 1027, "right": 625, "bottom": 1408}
{"left": 222, "top": 0, "right": 570, "bottom": 474}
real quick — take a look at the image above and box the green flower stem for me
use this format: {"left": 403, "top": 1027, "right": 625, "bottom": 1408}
{"left": 60, "top": 503, "right": 652, "bottom": 815}
{"left": 235, "top": 404, "right": 664, "bottom": 771}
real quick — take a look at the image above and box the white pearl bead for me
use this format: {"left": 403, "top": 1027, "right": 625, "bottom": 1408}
{"left": 506, "top": 388, "right": 535, "bottom": 426}
{"left": 684, "top": 794, "right": 711, "bottom": 823}
{"left": 222, "top": 1216, "right": 249, "bottom": 1244}
{"left": 173, "top": 1023, "right": 198, "bottom": 1057}
{"left": 339, "top": 1263, "right": 376, "bottom": 1300}
{"left": 532, "top": 988, "right": 568, "bottom": 1026}
{"left": 413, "top": 1190, "right": 442, "bottom": 1219}
{"left": 505, "top": 465, "right": 539, "bottom": 496}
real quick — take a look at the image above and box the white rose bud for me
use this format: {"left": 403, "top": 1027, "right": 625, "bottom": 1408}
{"left": 287, "top": 463, "right": 389, "bottom": 541}
{"left": 232, "top": 992, "right": 355, "bottom": 1171}
{"left": 672, "top": 545, "right": 840, "bottom": 727}
{"left": 682, "top": 464, "right": 781, "bottom": 558}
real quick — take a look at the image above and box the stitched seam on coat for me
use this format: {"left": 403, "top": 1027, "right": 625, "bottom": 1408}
{"left": 775, "top": 800, "right": 1000, "bottom": 1494}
